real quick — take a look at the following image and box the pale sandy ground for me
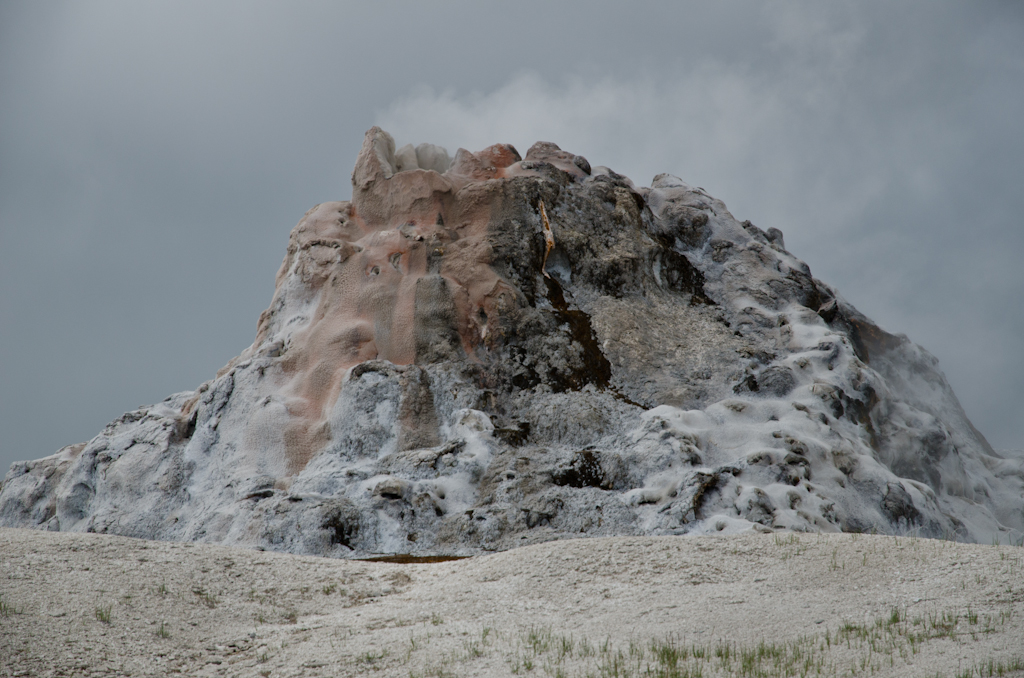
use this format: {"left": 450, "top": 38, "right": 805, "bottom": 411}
{"left": 2, "top": 528, "right": 1023, "bottom": 678}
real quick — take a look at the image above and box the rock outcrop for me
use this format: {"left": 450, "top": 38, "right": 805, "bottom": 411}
{"left": 2, "top": 128, "right": 1022, "bottom": 555}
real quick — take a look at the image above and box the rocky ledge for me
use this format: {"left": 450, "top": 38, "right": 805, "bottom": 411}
{"left": 2, "top": 128, "right": 1021, "bottom": 555}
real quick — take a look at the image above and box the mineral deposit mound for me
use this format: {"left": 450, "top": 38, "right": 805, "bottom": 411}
{"left": 2, "top": 128, "right": 1022, "bottom": 555}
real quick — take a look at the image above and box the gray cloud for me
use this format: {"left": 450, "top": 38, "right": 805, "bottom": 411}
{"left": 1, "top": 1, "right": 1021, "bottom": 474}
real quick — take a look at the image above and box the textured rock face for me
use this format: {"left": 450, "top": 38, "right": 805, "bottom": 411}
{"left": 2, "top": 128, "right": 1022, "bottom": 555}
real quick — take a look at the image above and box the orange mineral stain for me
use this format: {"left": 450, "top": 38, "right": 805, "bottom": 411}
{"left": 237, "top": 128, "right": 582, "bottom": 475}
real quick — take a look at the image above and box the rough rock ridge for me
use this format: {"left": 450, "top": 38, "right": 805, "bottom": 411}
{"left": 2, "top": 128, "right": 1021, "bottom": 555}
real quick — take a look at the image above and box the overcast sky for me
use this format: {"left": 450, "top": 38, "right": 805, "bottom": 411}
{"left": 1, "top": 1, "right": 1022, "bottom": 475}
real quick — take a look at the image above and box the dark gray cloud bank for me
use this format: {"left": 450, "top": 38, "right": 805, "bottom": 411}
{"left": 1, "top": 1, "right": 1022, "bottom": 473}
